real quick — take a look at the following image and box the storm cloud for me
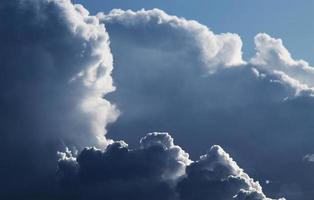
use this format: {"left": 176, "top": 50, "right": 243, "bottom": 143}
{"left": 58, "top": 132, "right": 283, "bottom": 200}
{"left": 99, "top": 9, "right": 314, "bottom": 199}
{"left": 0, "top": 0, "right": 117, "bottom": 198}
{"left": 1, "top": 0, "right": 314, "bottom": 199}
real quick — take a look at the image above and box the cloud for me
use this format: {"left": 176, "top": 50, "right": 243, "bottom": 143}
{"left": 97, "top": 9, "right": 314, "bottom": 200}
{"left": 1, "top": 0, "right": 314, "bottom": 199}
{"left": 251, "top": 33, "right": 314, "bottom": 95}
{"left": 0, "top": 0, "right": 117, "bottom": 197}
{"left": 58, "top": 132, "right": 283, "bottom": 200}
{"left": 303, "top": 154, "right": 314, "bottom": 162}
{"left": 177, "top": 144, "right": 286, "bottom": 200}
{"left": 57, "top": 132, "right": 189, "bottom": 200}
{"left": 99, "top": 9, "right": 245, "bottom": 74}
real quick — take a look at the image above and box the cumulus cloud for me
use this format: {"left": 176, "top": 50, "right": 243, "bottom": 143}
{"left": 178, "top": 145, "right": 263, "bottom": 199}
{"left": 99, "top": 9, "right": 245, "bottom": 74}
{"left": 178, "top": 144, "right": 286, "bottom": 200}
{"left": 57, "top": 132, "right": 189, "bottom": 200}
{"left": 58, "top": 132, "right": 283, "bottom": 200}
{"left": 251, "top": 33, "right": 314, "bottom": 93}
{"left": 97, "top": 8, "right": 314, "bottom": 200}
{"left": 2, "top": 0, "right": 314, "bottom": 199}
{"left": 0, "top": 0, "right": 117, "bottom": 197}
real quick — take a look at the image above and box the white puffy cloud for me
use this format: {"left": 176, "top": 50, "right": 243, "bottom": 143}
{"left": 99, "top": 8, "right": 245, "bottom": 74}
{"left": 251, "top": 33, "right": 314, "bottom": 94}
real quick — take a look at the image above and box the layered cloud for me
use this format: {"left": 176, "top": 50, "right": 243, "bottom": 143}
{"left": 58, "top": 132, "right": 283, "bottom": 200}
{"left": 0, "top": 0, "right": 117, "bottom": 197}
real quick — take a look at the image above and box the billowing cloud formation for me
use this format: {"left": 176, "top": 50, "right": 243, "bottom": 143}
{"left": 58, "top": 132, "right": 283, "bottom": 200}
{"left": 178, "top": 145, "right": 266, "bottom": 200}
{"left": 1, "top": 0, "right": 314, "bottom": 199}
{"left": 99, "top": 9, "right": 245, "bottom": 74}
{"left": 251, "top": 33, "right": 314, "bottom": 96}
{"left": 0, "top": 0, "right": 117, "bottom": 197}
{"left": 251, "top": 33, "right": 314, "bottom": 90}
{"left": 98, "top": 9, "right": 314, "bottom": 199}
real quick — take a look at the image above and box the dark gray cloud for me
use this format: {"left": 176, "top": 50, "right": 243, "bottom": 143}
{"left": 177, "top": 145, "right": 266, "bottom": 200}
{"left": 0, "top": 0, "right": 117, "bottom": 198}
{"left": 58, "top": 132, "right": 282, "bottom": 200}
{"left": 57, "top": 132, "right": 189, "bottom": 200}
{"left": 98, "top": 9, "right": 314, "bottom": 199}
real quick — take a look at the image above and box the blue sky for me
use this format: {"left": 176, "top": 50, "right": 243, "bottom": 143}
{"left": 74, "top": 0, "right": 314, "bottom": 64}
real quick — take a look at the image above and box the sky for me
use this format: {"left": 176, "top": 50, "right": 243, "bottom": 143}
{"left": 74, "top": 0, "right": 314, "bottom": 64}
{"left": 2, "top": 0, "right": 314, "bottom": 200}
